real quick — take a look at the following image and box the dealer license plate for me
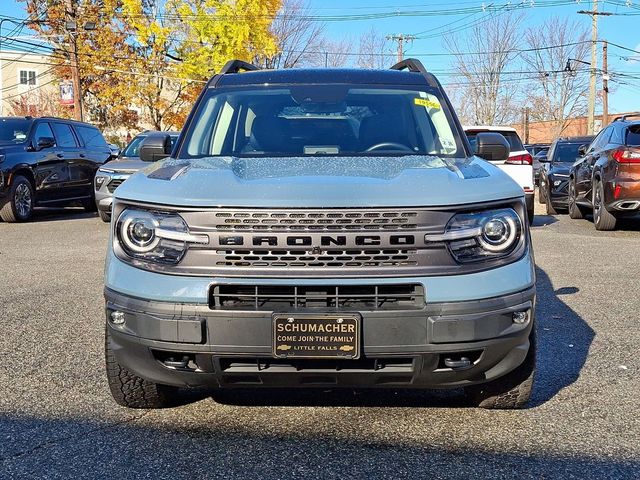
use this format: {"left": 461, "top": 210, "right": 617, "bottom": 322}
{"left": 272, "top": 314, "right": 360, "bottom": 359}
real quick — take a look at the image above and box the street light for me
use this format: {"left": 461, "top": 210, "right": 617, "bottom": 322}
{"left": 565, "top": 58, "right": 591, "bottom": 76}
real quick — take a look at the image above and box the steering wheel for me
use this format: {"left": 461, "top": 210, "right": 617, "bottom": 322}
{"left": 365, "top": 142, "right": 414, "bottom": 152}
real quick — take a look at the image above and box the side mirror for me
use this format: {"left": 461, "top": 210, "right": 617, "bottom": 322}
{"left": 139, "top": 133, "right": 173, "bottom": 162}
{"left": 108, "top": 143, "right": 121, "bottom": 158}
{"left": 474, "top": 132, "right": 510, "bottom": 161}
{"left": 538, "top": 155, "right": 549, "bottom": 163}
{"left": 578, "top": 144, "right": 588, "bottom": 156}
{"left": 36, "top": 136, "right": 55, "bottom": 150}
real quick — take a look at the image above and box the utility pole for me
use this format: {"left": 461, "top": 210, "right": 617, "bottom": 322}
{"left": 386, "top": 34, "right": 416, "bottom": 63}
{"left": 64, "top": 0, "right": 83, "bottom": 121}
{"left": 578, "top": 2, "right": 613, "bottom": 134}
{"left": 581, "top": 0, "right": 598, "bottom": 135}
{"left": 602, "top": 40, "right": 609, "bottom": 126}
{"left": 523, "top": 107, "right": 530, "bottom": 144}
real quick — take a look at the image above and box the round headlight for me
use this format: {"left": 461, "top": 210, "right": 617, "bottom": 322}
{"left": 130, "top": 218, "right": 155, "bottom": 246}
{"left": 479, "top": 213, "right": 518, "bottom": 252}
{"left": 120, "top": 213, "right": 159, "bottom": 253}
{"left": 483, "top": 218, "right": 508, "bottom": 244}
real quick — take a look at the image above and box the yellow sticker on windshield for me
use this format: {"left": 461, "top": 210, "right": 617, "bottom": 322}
{"left": 414, "top": 97, "right": 441, "bottom": 109}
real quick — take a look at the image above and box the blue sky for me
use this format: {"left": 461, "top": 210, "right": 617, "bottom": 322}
{"left": 2, "top": 0, "right": 639, "bottom": 113}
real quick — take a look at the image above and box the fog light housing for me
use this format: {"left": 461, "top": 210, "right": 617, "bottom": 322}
{"left": 512, "top": 310, "right": 529, "bottom": 325}
{"left": 110, "top": 311, "right": 125, "bottom": 325}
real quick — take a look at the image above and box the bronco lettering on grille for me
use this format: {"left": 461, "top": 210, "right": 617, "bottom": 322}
{"left": 219, "top": 235, "right": 417, "bottom": 247}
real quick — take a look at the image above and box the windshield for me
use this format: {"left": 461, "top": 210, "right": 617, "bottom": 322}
{"left": 180, "top": 85, "right": 463, "bottom": 158}
{"left": 122, "top": 136, "right": 145, "bottom": 158}
{"left": 123, "top": 134, "right": 177, "bottom": 160}
{"left": 0, "top": 118, "right": 32, "bottom": 144}
{"left": 552, "top": 142, "right": 584, "bottom": 163}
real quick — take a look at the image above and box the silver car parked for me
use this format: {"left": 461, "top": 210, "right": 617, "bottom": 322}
{"left": 94, "top": 131, "right": 179, "bottom": 222}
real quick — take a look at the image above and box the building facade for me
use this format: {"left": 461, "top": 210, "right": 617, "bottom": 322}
{"left": 0, "top": 49, "right": 60, "bottom": 117}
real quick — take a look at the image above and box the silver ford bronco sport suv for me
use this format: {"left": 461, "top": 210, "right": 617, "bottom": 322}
{"left": 104, "top": 59, "right": 536, "bottom": 409}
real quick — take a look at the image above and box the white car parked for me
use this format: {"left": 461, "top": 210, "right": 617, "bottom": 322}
{"left": 464, "top": 126, "right": 535, "bottom": 224}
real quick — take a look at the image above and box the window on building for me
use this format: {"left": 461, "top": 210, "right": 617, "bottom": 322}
{"left": 19, "top": 70, "right": 37, "bottom": 86}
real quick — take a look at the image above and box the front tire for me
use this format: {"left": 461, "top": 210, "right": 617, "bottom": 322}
{"left": 105, "top": 327, "right": 178, "bottom": 408}
{"left": 465, "top": 330, "right": 536, "bottom": 409}
{"left": 568, "top": 180, "right": 585, "bottom": 219}
{"left": 592, "top": 178, "right": 617, "bottom": 231}
{"left": 99, "top": 210, "right": 111, "bottom": 222}
{"left": 538, "top": 182, "right": 546, "bottom": 204}
{"left": 82, "top": 195, "right": 97, "bottom": 212}
{"left": 0, "top": 175, "right": 34, "bottom": 222}
{"left": 544, "top": 185, "right": 557, "bottom": 215}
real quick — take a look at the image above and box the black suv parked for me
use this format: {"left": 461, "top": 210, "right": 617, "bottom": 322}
{"left": 538, "top": 136, "right": 594, "bottom": 215}
{"left": 0, "top": 116, "right": 112, "bottom": 222}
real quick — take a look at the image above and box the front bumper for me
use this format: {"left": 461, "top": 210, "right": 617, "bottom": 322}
{"left": 548, "top": 176, "right": 570, "bottom": 207}
{"left": 95, "top": 173, "right": 131, "bottom": 213}
{"left": 105, "top": 284, "right": 535, "bottom": 390}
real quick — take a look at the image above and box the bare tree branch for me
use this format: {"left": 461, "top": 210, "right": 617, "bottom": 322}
{"left": 257, "top": 0, "right": 326, "bottom": 68}
{"left": 357, "top": 28, "right": 391, "bottom": 69}
{"left": 521, "top": 17, "right": 590, "bottom": 137}
{"left": 445, "top": 14, "right": 524, "bottom": 125}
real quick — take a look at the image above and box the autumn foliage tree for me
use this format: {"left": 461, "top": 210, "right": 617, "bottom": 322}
{"left": 172, "top": 0, "right": 281, "bottom": 81}
{"left": 121, "top": 0, "right": 193, "bottom": 130}
{"left": 20, "top": 0, "right": 138, "bottom": 130}
{"left": 20, "top": 0, "right": 283, "bottom": 132}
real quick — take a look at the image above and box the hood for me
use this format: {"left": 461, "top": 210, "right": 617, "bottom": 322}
{"left": 99, "top": 157, "right": 150, "bottom": 174}
{"left": 549, "top": 162, "right": 572, "bottom": 176}
{"left": 114, "top": 155, "right": 524, "bottom": 208}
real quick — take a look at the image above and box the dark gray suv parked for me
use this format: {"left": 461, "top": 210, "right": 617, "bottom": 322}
{"left": 0, "top": 116, "right": 112, "bottom": 222}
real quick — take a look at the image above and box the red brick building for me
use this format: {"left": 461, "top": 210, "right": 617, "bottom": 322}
{"left": 509, "top": 112, "right": 637, "bottom": 144}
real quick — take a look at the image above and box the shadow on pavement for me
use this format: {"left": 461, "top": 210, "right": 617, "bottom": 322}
{"left": 210, "top": 387, "right": 468, "bottom": 408}
{"left": 28, "top": 208, "right": 99, "bottom": 223}
{"left": 0, "top": 413, "right": 636, "bottom": 479}
{"left": 530, "top": 266, "right": 594, "bottom": 407}
{"left": 531, "top": 214, "right": 558, "bottom": 227}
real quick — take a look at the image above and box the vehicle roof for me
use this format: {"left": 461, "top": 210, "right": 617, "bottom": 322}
{"left": 612, "top": 113, "right": 640, "bottom": 123}
{"left": 0, "top": 115, "right": 100, "bottom": 127}
{"left": 214, "top": 68, "right": 430, "bottom": 87}
{"left": 463, "top": 125, "right": 518, "bottom": 133}
{"left": 555, "top": 135, "right": 595, "bottom": 143}
{"left": 138, "top": 130, "right": 180, "bottom": 136}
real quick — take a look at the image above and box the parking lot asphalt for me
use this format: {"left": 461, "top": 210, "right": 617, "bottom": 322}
{"left": 1, "top": 203, "right": 639, "bottom": 479}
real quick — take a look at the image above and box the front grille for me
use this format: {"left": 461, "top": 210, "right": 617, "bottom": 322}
{"left": 219, "top": 357, "right": 414, "bottom": 372}
{"left": 215, "top": 248, "right": 418, "bottom": 268}
{"left": 106, "top": 178, "right": 126, "bottom": 193}
{"left": 210, "top": 284, "right": 425, "bottom": 311}
{"left": 211, "top": 209, "right": 420, "bottom": 231}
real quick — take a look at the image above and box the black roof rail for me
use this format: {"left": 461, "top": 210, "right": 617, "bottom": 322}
{"left": 612, "top": 112, "right": 640, "bottom": 122}
{"left": 390, "top": 58, "right": 427, "bottom": 75}
{"left": 219, "top": 59, "right": 260, "bottom": 75}
{"left": 389, "top": 58, "right": 437, "bottom": 88}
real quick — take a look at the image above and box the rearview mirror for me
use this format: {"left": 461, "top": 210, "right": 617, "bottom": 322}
{"left": 474, "top": 132, "right": 510, "bottom": 161}
{"left": 36, "top": 136, "right": 55, "bottom": 150}
{"left": 578, "top": 144, "right": 588, "bottom": 156}
{"left": 139, "top": 133, "right": 173, "bottom": 162}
